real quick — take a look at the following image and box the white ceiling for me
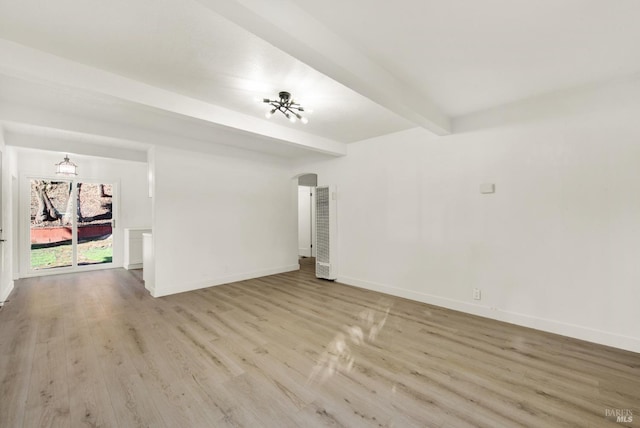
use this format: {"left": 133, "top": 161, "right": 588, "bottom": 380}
{"left": 1, "top": 0, "right": 639, "bottom": 159}
{"left": 294, "top": 0, "right": 640, "bottom": 116}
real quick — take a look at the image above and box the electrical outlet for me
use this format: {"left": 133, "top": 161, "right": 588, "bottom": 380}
{"left": 473, "top": 288, "right": 481, "bottom": 300}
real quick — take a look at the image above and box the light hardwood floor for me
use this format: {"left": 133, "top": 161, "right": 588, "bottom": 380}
{"left": 0, "top": 258, "right": 638, "bottom": 427}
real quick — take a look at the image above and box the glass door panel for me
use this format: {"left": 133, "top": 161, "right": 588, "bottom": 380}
{"left": 30, "top": 180, "right": 73, "bottom": 270}
{"left": 76, "top": 183, "right": 113, "bottom": 266}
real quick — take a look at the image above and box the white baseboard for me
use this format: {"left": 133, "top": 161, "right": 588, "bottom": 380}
{"left": 338, "top": 275, "right": 640, "bottom": 354}
{"left": 145, "top": 280, "right": 156, "bottom": 297}
{"left": 0, "top": 281, "right": 15, "bottom": 306}
{"left": 20, "top": 264, "right": 121, "bottom": 278}
{"left": 152, "top": 264, "right": 300, "bottom": 298}
{"left": 124, "top": 263, "right": 143, "bottom": 270}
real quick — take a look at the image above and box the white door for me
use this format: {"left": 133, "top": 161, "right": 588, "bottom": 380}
{"left": 0, "top": 150, "right": 12, "bottom": 305}
{"left": 0, "top": 151, "right": 5, "bottom": 297}
{"left": 298, "top": 186, "right": 312, "bottom": 257}
{"left": 311, "top": 186, "right": 316, "bottom": 258}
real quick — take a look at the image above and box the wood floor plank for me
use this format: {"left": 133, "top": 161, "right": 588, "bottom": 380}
{"left": 219, "top": 372, "right": 310, "bottom": 427}
{"left": 64, "top": 324, "right": 119, "bottom": 428}
{"left": 0, "top": 318, "right": 37, "bottom": 428}
{"left": 23, "top": 336, "right": 71, "bottom": 428}
{"left": 88, "top": 317, "right": 166, "bottom": 428}
{"left": 0, "top": 260, "right": 638, "bottom": 427}
{"left": 120, "top": 322, "right": 222, "bottom": 427}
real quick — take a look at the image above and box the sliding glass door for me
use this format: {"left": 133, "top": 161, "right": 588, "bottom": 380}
{"left": 30, "top": 179, "right": 114, "bottom": 271}
{"left": 30, "top": 180, "right": 73, "bottom": 270}
{"left": 76, "top": 183, "right": 113, "bottom": 266}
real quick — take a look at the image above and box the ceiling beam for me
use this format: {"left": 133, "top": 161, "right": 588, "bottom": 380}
{"left": 0, "top": 96, "right": 336, "bottom": 159}
{"left": 197, "top": 0, "right": 451, "bottom": 136}
{"left": 0, "top": 39, "right": 347, "bottom": 157}
{"left": 4, "top": 130, "right": 149, "bottom": 163}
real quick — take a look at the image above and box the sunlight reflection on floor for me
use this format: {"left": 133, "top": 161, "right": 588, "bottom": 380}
{"left": 308, "top": 298, "right": 392, "bottom": 385}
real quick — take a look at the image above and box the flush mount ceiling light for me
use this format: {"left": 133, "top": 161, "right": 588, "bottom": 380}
{"left": 262, "top": 91, "right": 309, "bottom": 124}
{"left": 55, "top": 154, "right": 78, "bottom": 176}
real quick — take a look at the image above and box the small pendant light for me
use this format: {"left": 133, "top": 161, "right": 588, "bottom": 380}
{"left": 55, "top": 155, "right": 78, "bottom": 176}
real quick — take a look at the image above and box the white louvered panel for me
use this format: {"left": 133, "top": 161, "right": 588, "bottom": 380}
{"left": 315, "top": 185, "right": 337, "bottom": 280}
{"left": 316, "top": 263, "right": 330, "bottom": 278}
{"left": 316, "top": 186, "right": 330, "bottom": 264}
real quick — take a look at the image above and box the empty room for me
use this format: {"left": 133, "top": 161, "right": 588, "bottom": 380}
{"left": 0, "top": 1, "right": 639, "bottom": 427}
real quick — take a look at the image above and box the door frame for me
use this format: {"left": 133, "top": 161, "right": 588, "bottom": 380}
{"left": 20, "top": 174, "right": 119, "bottom": 277}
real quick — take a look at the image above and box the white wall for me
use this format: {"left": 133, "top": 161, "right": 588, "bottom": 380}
{"left": 150, "top": 145, "right": 298, "bottom": 297}
{"left": 293, "top": 76, "right": 640, "bottom": 353}
{"left": 16, "top": 148, "right": 151, "bottom": 276}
